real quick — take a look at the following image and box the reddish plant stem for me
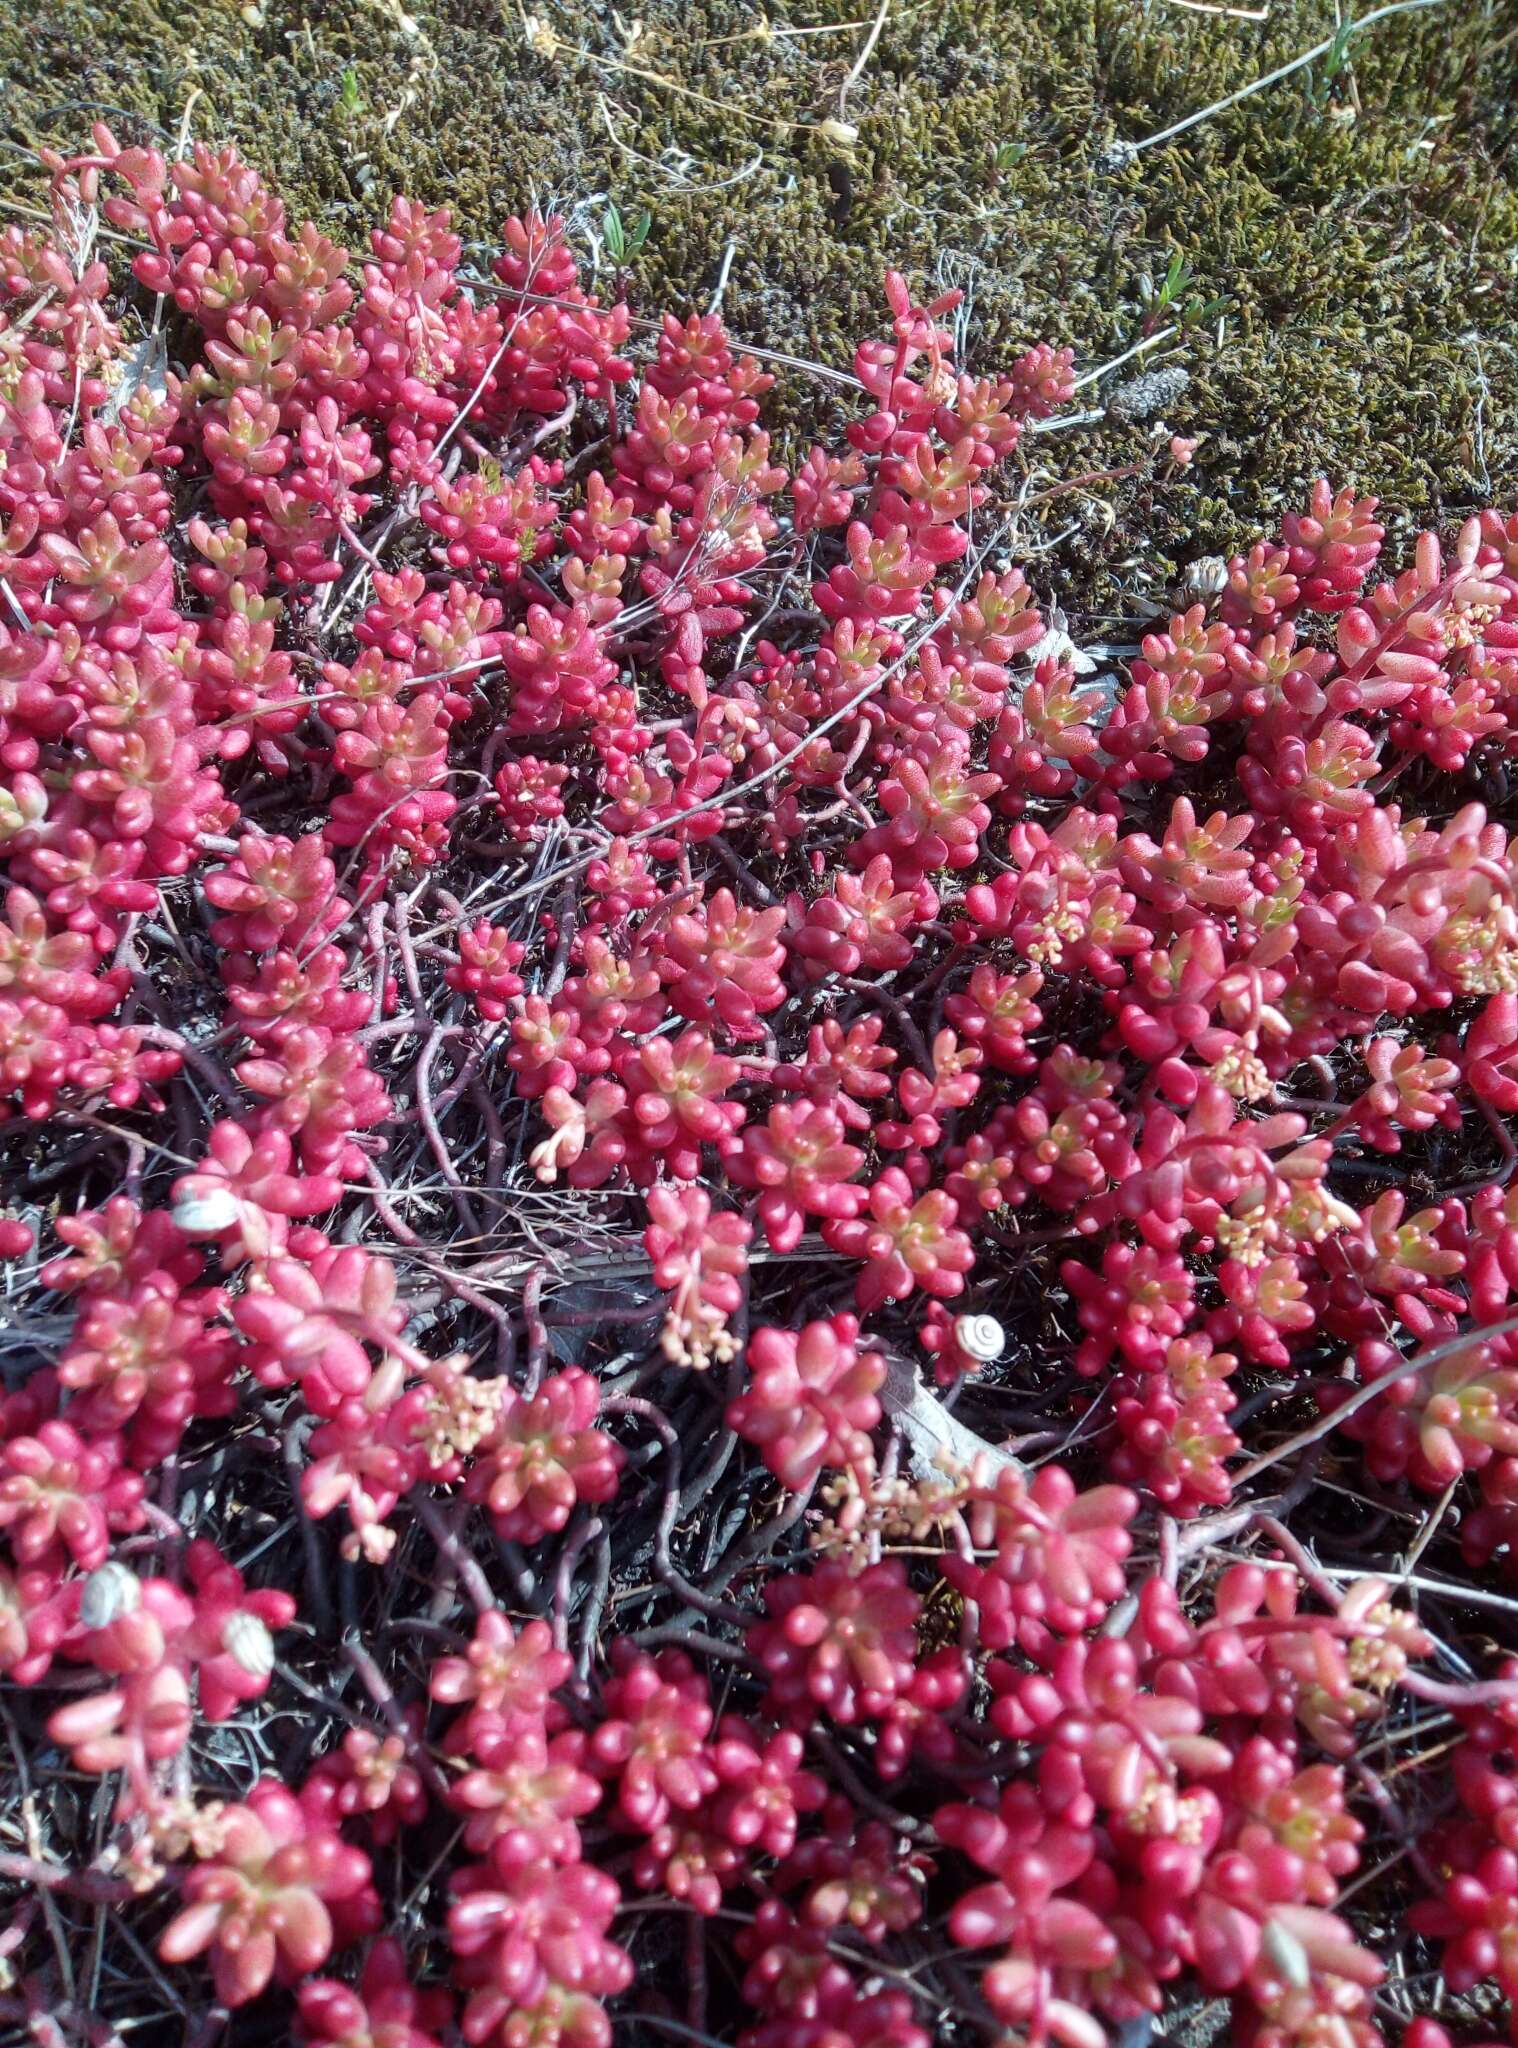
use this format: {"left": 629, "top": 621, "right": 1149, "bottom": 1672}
{"left": 522, "top": 1265, "right": 550, "bottom": 1392}
{"left": 416, "top": 1025, "right": 482, "bottom": 1236}
{"left": 341, "top": 1636, "right": 451, "bottom": 1806}
{"left": 0, "top": 1852, "right": 133, "bottom": 1903}
{"left": 552, "top": 1512, "right": 604, "bottom": 1653}
{"left": 604, "top": 1394, "right": 760, "bottom": 1627}
{"left": 413, "top": 1491, "right": 497, "bottom": 1617}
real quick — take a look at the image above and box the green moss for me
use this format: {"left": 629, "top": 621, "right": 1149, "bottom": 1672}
{"left": 2, "top": 0, "right": 1515, "bottom": 602}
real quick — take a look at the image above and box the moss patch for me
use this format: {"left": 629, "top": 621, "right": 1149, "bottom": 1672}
{"left": 2, "top": 0, "right": 1515, "bottom": 602}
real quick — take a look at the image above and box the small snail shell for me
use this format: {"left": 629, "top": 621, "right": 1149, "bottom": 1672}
{"left": 80, "top": 1560, "right": 141, "bottom": 1630}
{"left": 172, "top": 1185, "right": 243, "bottom": 1236}
{"left": 221, "top": 1610, "right": 276, "bottom": 1680}
{"left": 953, "top": 1314, "right": 1004, "bottom": 1364}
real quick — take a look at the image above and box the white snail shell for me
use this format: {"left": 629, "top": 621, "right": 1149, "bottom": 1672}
{"left": 953, "top": 1314, "right": 1004, "bottom": 1364}
{"left": 172, "top": 1185, "right": 243, "bottom": 1236}
{"left": 221, "top": 1610, "right": 276, "bottom": 1680}
{"left": 80, "top": 1561, "right": 141, "bottom": 1630}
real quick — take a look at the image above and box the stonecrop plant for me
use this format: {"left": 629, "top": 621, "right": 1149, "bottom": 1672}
{"left": 0, "top": 119, "right": 1514, "bottom": 2048}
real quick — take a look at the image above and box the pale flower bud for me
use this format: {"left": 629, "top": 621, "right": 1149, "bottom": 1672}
{"left": 1261, "top": 1917, "right": 1312, "bottom": 1991}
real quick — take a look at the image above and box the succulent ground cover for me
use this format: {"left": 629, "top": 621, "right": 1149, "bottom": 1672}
{"left": 0, "top": 54, "right": 1516, "bottom": 2048}
{"left": 3, "top": 0, "right": 1517, "bottom": 580}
